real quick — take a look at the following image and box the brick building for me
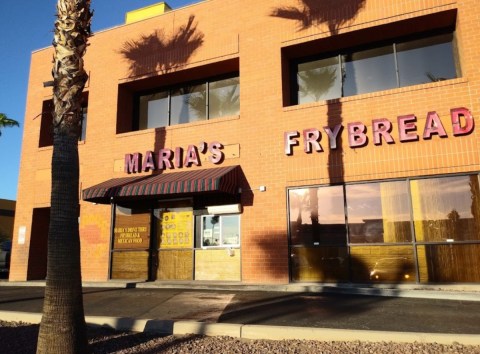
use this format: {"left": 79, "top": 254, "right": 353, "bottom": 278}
{"left": 11, "top": 0, "right": 480, "bottom": 284}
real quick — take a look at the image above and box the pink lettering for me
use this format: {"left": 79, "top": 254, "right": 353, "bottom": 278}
{"left": 398, "top": 114, "right": 418, "bottom": 142}
{"left": 348, "top": 122, "right": 367, "bottom": 148}
{"left": 284, "top": 131, "right": 300, "bottom": 155}
{"left": 124, "top": 153, "right": 141, "bottom": 174}
{"left": 423, "top": 111, "right": 447, "bottom": 139}
{"left": 174, "top": 147, "right": 183, "bottom": 168}
{"left": 303, "top": 129, "right": 322, "bottom": 153}
{"left": 208, "top": 142, "right": 224, "bottom": 164}
{"left": 323, "top": 124, "right": 342, "bottom": 150}
{"left": 142, "top": 151, "right": 155, "bottom": 172}
{"left": 451, "top": 107, "right": 474, "bottom": 136}
{"left": 158, "top": 149, "right": 174, "bottom": 170}
{"left": 184, "top": 145, "right": 200, "bottom": 167}
{"left": 372, "top": 119, "right": 394, "bottom": 145}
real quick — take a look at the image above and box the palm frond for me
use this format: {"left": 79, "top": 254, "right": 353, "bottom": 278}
{"left": 0, "top": 113, "right": 20, "bottom": 136}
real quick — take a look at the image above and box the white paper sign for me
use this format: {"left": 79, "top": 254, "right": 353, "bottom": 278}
{"left": 18, "top": 226, "right": 26, "bottom": 245}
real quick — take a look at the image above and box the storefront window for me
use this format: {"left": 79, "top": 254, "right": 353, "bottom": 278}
{"left": 154, "top": 207, "right": 194, "bottom": 249}
{"left": 290, "top": 246, "right": 349, "bottom": 282}
{"left": 346, "top": 181, "right": 412, "bottom": 243}
{"left": 111, "top": 206, "right": 151, "bottom": 280}
{"left": 201, "top": 215, "right": 240, "bottom": 247}
{"left": 289, "top": 186, "right": 346, "bottom": 246}
{"left": 350, "top": 245, "right": 416, "bottom": 283}
{"left": 288, "top": 173, "right": 480, "bottom": 284}
{"left": 113, "top": 206, "right": 151, "bottom": 249}
{"left": 417, "top": 244, "right": 480, "bottom": 282}
{"left": 411, "top": 175, "right": 480, "bottom": 242}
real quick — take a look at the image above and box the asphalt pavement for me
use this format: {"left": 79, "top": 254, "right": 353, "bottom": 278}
{"left": 0, "top": 281, "right": 479, "bottom": 344}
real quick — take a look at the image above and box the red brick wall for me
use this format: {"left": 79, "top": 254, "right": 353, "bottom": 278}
{"left": 11, "top": 0, "right": 480, "bottom": 283}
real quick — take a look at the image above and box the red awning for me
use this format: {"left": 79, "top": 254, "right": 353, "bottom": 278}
{"left": 82, "top": 165, "right": 240, "bottom": 203}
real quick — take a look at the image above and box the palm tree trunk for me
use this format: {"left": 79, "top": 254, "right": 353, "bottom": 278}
{"left": 37, "top": 1, "right": 92, "bottom": 353}
{"left": 37, "top": 134, "right": 88, "bottom": 353}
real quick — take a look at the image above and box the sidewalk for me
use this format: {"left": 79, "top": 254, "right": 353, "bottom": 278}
{"left": 0, "top": 281, "right": 480, "bottom": 345}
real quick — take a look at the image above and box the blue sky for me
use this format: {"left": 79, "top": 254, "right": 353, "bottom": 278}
{"left": 0, "top": 0, "right": 196, "bottom": 201}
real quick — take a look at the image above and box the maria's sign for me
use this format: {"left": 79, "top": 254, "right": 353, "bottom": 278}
{"left": 125, "top": 141, "right": 223, "bottom": 173}
{"left": 284, "top": 107, "right": 474, "bottom": 155}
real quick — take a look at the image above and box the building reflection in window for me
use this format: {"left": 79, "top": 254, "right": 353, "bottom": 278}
{"left": 411, "top": 175, "right": 480, "bottom": 242}
{"left": 289, "top": 186, "right": 346, "bottom": 246}
{"left": 346, "top": 181, "right": 411, "bottom": 244}
{"left": 288, "top": 174, "right": 480, "bottom": 283}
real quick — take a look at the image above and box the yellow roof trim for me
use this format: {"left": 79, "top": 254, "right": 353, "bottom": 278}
{"left": 125, "top": 2, "right": 172, "bottom": 24}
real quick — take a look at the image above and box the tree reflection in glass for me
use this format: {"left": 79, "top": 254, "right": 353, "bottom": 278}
{"left": 297, "top": 57, "right": 340, "bottom": 103}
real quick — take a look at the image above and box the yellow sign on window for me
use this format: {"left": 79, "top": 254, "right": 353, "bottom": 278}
{"left": 159, "top": 211, "right": 193, "bottom": 249}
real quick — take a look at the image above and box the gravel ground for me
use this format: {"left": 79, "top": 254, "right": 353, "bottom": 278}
{"left": 1, "top": 321, "right": 480, "bottom": 354}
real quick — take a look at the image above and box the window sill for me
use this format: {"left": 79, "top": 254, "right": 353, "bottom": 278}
{"left": 283, "top": 77, "right": 468, "bottom": 112}
{"left": 116, "top": 114, "right": 240, "bottom": 139}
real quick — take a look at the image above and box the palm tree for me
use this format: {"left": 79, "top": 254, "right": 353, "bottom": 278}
{"left": 0, "top": 113, "right": 19, "bottom": 136}
{"left": 36, "top": 1, "right": 92, "bottom": 353}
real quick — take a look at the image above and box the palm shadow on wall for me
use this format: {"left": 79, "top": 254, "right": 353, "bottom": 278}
{"left": 267, "top": 1, "right": 391, "bottom": 288}
{"left": 119, "top": 15, "right": 204, "bottom": 77}
{"left": 270, "top": 0, "right": 366, "bottom": 35}
{"left": 116, "top": 15, "right": 204, "bottom": 281}
{"left": 270, "top": 0, "right": 367, "bottom": 179}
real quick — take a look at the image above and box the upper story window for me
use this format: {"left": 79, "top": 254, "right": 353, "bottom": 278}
{"left": 291, "top": 31, "right": 460, "bottom": 105}
{"left": 136, "top": 75, "right": 239, "bottom": 130}
{"left": 39, "top": 94, "right": 88, "bottom": 147}
{"left": 116, "top": 58, "right": 240, "bottom": 134}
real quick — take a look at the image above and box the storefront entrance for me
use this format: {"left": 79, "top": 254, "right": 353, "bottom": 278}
{"left": 110, "top": 198, "right": 241, "bottom": 281}
{"left": 82, "top": 166, "right": 243, "bottom": 282}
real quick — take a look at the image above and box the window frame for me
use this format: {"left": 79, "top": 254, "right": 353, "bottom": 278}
{"left": 287, "top": 172, "right": 480, "bottom": 247}
{"left": 133, "top": 72, "right": 239, "bottom": 131}
{"left": 39, "top": 93, "right": 89, "bottom": 147}
{"left": 289, "top": 29, "right": 460, "bottom": 106}
{"left": 287, "top": 172, "right": 480, "bottom": 283}
{"left": 200, "top": 214, "right": 241, "bottom": 248}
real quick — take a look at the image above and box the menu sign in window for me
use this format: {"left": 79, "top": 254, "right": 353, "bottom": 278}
{"left": 159, "top": 211, "right": 193, "bottom": 249}
{"left": 113, "top": 208, "right": 151, "bottom": 249}
{"left": 114, "top": 226, "right": 150, "bottom": 248}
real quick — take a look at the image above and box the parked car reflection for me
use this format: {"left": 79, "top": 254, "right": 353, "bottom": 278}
{"left": 369, "top": 257, "right": 415, "bottom": 282}
{"left": 0, "top": 240, "right": 12, "bottom": 275}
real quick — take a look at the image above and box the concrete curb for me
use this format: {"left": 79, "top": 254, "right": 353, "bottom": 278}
{"left": 0, "top": 310, "right": 42, "bottom": 324}
{"left": 1, "top": 311, "right": 479, "bottom": 346}
{"left": 2, "top": 281, "right": 480, "bottom": 302}
{"left": 174, "top": 321, "right": 241, "bottom": 337}
{"left": 240, "top": 325, "right": 480, "bottom": 345}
